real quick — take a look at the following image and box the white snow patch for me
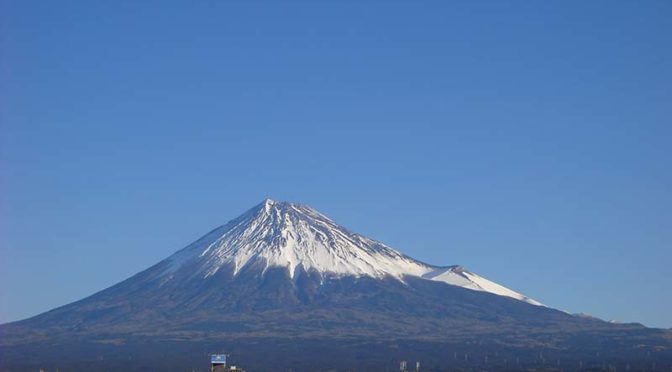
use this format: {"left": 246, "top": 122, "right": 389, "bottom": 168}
{"left": 423, "top": 266, "right": 543, "bottom": 306}
{"left": 159, "top": 199, "right": 543, "bottom": 306}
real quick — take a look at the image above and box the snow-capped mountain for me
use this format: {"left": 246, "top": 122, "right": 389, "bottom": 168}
{"left": 3, "top": 199, "right": 670, "bottom": 371}
{"left": 159, "top": 199, "right": 540, "bottom": 305}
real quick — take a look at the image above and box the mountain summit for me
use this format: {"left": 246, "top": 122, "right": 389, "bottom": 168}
{"left": 2, "top": 199, "right": 670, "bottom": 371}
{"left": 158, "top": 199, "right": 541, "bottom": 305}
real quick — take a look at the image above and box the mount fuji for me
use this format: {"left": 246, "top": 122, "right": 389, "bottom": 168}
{"left": 1, "top": 199, "right": 670, "bottom": 371}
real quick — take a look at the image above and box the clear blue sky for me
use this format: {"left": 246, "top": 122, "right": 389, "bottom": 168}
{"left": 1, "top": 1, "right": 670, "bottom": 328}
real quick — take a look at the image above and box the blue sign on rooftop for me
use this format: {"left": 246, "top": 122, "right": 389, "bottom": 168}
{"left": 211, "top": 354, "right": 227, "bottom": 364}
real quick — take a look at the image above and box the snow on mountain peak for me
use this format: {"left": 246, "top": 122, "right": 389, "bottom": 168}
{"left": 164, "top": 199, "right": 426, "bottom": 278}
{"left": 161, "top": 199, "right": 542, "bottom": 306}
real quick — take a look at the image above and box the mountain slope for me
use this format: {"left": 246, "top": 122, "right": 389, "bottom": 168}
{"left": 157, "top": 198, "right": 539, "bottom": 305}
